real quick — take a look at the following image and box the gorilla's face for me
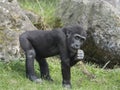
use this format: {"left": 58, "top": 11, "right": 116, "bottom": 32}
{"left": 67, "top": 33, "right": 86, "bottom": 57}
{"left": 70, "top": 34, "right": 85, "bottom": 50}
{"left": 64, "top": 25, "right": 86, "bottom": 56}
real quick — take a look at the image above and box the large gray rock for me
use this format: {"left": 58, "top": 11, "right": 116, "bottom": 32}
{"left": 0, "top": 0, "right": 37, "bottom": 61}
{"left": 57, "top": 0, "right": 120, "bottom": 68}
{"left": 105, "top": 0, "right": 120, "bottom": 11}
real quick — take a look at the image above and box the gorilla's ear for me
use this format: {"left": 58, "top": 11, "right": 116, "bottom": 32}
{"left": 62, "top": 27, "right": 71, "bottom": 38}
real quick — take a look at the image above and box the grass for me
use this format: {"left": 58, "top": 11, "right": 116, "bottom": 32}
{"left": 0, "top": 57, "right": 120, "bottom": 90}
{"left": 18, "top": 0, "right": 60, "bottom": 28}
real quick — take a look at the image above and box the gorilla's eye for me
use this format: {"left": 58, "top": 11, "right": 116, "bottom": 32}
{"left": 75, "top": 36, "right": 80, "bottom": 40}
{"left": 80, "top": 38, "right": 85, "bottom": 41}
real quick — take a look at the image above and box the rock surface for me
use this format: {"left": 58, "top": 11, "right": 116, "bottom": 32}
{"left": 23, "top": 10, "right": 40, "bottom": 24}
{"left": 57, "top": 0, "right": 120, "bottom": 68}
{"left": 105, "top": 0, "right": 120, "bottom": 11}
{"left": 0, "top": 0, "right": 37, "bottom": 61}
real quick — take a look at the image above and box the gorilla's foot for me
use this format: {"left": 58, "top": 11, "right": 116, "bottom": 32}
{"left": 63, "top": 84, "right": 72, "bottom": 89}
{"left": 34, "top": 78, "right": 42, "bottom": 83}
{"left": 41, "top": 75, "right": 53, "bottom": 82}
{"left": 27, "top": 75, "right": 42, "bottom": 83}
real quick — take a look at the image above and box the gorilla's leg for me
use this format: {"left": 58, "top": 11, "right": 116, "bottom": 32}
{"left": 36, "top": 57, "right": 53, "bottom": 81}
{"left": 19, "top": 37, "right": 41, "bottom": 83}
{"left": 61, "top": 61, "right": 71, "bottom": 88}
{"left": 26, "top": 49, "right": 37, "bottom": 80}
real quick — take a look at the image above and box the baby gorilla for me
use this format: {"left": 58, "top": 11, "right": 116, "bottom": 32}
{"left": 19, "top": 25, "right": 86, "bottom": 88}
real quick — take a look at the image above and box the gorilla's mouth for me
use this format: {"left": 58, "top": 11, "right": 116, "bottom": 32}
{"left": 70, "top": 47, "right": 78, "bottom": 53}
{"left": 69, "top": 47, "right": 77, "bottom": 57}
